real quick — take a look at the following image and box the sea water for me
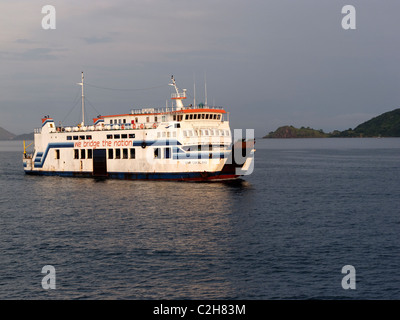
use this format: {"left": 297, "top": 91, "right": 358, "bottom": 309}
{"left": 0, "top": 138, "right": 399, "bottom": 299}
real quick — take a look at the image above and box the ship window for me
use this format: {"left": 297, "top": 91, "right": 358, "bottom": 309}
{"left": 115, "top": 149, "right": 121, "bottom": 159}
{"left": 123, "top": 119, "right": 126, "bottom": 124}
{"left": 130, "top": 148, "right": 135, "bottom": 159}
{"left": 162, "top": 116, "right": 166, "bottom": 121}
{"left": 167, "top": 132, "right": 170, "bottom": 138}
{"left": 220, "top": 130, "right": 225, "bottom": 136}
{"left": 146, "top": 117, "right": 150, "bottom": 123}
{"left": 110, "top": 120, "right": 113, "bottom": 124}
{"left": 162, "top": 132, "right": 166, "bottom": 138}
{"left": 154, "top": 148, "right": 160, "bottom": 159}
{"left": 73, "top": 136, "right": 78, "bottom": 140}
{"left": 174, "top": 123, "right": 180, "bottom": 128}
{"left": 107, "top": 134, "right": 112, "bottom": 139}
{"left": 202, "top": 114, "right": 205, "bottom": 119}
{"left": 86, "top": 135, "right": 92, "bottom": 140}
{"left": 164, "top": 147, "right": 171, "bottom": 159}
{"left": 183, "top": 130, "right": 187, "bottom": 137}
{"left": 80, "top": 149, "right": 85, "bottom": 159}
{"left": 121, "top": 134, "right": 127, "bottom": 139}
{"left": 108, "top": 149, "right": 113, "bottom": 159}
{"left": 225, "top": 130, "right": 230, "bottom": 136}
{"left": 55, "top": 149, "right": 60, "bottom": 159}
{"left": 173, "top": 115, "right": 177, "bottom": 121}
{"left": 74, "top": 149, "right": 79, "bottom": 159}
{"left": 67, "top": 136, "right": 72, "bottom": 140}
{"left": 129, "top": 133, "right": 135, "bottom": 139}
{"left": 206, "top": 114, "right": 209, "bottom": 119}
{"left": 118, "top": 119, "right": 121, "bottom": 124}
{"left": 80, "top": 136, "right": 85, "bottom": 140}
{"left": 217, "top": 114, "right": 221, "bottom": 120}
{"left": 122, "top": 148, "right": 128, "bottom": 159}
{"left": 114, "top": 134, "right": 120, "bottom": 139}
{"left": 213, "top": 114, "right": 217, "bottom": 119}
{"left": 155, "top": 116, "right": 158, "bottom": 122}
{"left": 193, "top": 114, "right": 197, "bottom": 119}
{"left": 190, "top": 114, "right": 193, "bottom": 120}
{"left": 185, "top": 115, "right": 189, "bottom": 120}
{"left": 135, "top": 117, "right": 138, "bottom": 123}
{"left": 87, "top": 149, "right": 93, "bottom": 159}
{"left": 178, "top": 115, "right": 183, "bottom": 121}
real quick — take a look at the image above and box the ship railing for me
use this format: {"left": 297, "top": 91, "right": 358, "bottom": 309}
{"left": 129, "top": 105, "right": 225, "bottom": 114}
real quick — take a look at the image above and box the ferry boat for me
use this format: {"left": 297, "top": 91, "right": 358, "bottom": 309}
{"left": 23, "top": 74, "right": 255, "bottom": 181}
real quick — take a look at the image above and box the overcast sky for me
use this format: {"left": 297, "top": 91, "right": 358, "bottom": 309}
{"left": 1, "top": 0, "right": 400, "bottom": 136}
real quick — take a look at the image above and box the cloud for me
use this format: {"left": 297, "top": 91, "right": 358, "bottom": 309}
{"left": 0, "top": 47, "right": 63, "bottom": 61}
{"left": 82, "top": 36, "right": 113, "bottom": 44}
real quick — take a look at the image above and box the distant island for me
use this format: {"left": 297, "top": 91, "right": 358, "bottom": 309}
{"left": 264, "top": 108, "right": 400, "bottom": 138}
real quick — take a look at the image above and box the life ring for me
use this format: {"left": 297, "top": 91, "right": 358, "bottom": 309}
{"left": 153, "top": 123, "right": 157, "bottom": 129}
{"left": 132, "top": 123, "right": 136, "bottom": 129}
{"left": 141, "top": 141, "right": 147, "bottom": 149}
{"left": 121, "top": 124, "right": 125, "bottom": 130}
{"left": 140, "top": 124, "right": 144, "bottom": 129}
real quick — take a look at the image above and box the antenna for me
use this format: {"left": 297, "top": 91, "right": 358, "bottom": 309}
{"left": 77, "top": 71, "right": 85, "bottom": 125}
{"left": 204, "top": 72, "right": 207, "bottom": 107}
{"left": 193, "top": 74, "right": 196, "bottom": 108}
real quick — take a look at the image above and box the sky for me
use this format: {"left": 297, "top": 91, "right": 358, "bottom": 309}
{"left": 1, "top": 0, "right": 400, "bottom": 137}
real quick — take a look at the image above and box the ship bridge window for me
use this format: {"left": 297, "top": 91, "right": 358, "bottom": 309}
{"left": 86, "top": 135, "right": 92, "bottom": 140}
{"left": 121, "top": 134, "right": 127, "bottom": 139}
{"left": 108, "top": 149, "right": 113, "bottom": 159}
{"left": 202, "top": 114, "right": 205, "bottom": 119}
{"left": 190, "top": 114, "right": 193, "bottom": 120}
{"left": 155, "top": 116, "right": 158, "bottom": 122}
{"left": 67, "top": 136, "right": 72, "bottom": 140}
{"left": 87, "top": 149, "right": 93, "bottom": 159}
{"left": 123, "top": 119, "right": 126, "bottom": 124}
{"left": 217, "top": 115, "right": 221, "bottom": 120}
{"left": 115, "top": 149, "right": 121, "bottom": 159}
{"left": 107, "top": 134, "right": 112, "bottom": 139}
{"left": 114, "top": 134, "right": 120, "bottom": 139}
{"left": 146, "top": 116, "right": 150, "bottom": 123}
{"left": 80, "top": 135, "right": 85, "bottom": 140}
{"left": 81, "top": 149, "right": 86, "bottom": 159}
{"left": 206, "top": 114, "right": 209, "bottom": 119}
{"left": 193, "top": 114, "right": 197, "bottom": 119}
{"left": 185, "top": 115, "right": 189, "bottom": 120}
{"left": 123, "top": 148, "right": 128, "bottom": 159}
{"left": 73, "top": 136, "right": 78, "bottom": 140}
{"left": 110, "top": 120, "right": 113, "bottom": 124}
{"left": 129, "top": 133, "right": 135, "bottom": 139}
{"left": 213, "top": 114, "right": 217, "bottom": 119}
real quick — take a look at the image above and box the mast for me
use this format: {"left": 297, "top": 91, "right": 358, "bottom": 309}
{"left": 169, "top": 75, "right": 186, "bottom": 111}
{"left": 77, "top": 71, "right": 85, "bottom": 126}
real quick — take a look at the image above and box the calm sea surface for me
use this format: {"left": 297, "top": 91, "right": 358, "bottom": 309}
{"left": 0, "top": 138, "right": 399, "bottom": 300}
